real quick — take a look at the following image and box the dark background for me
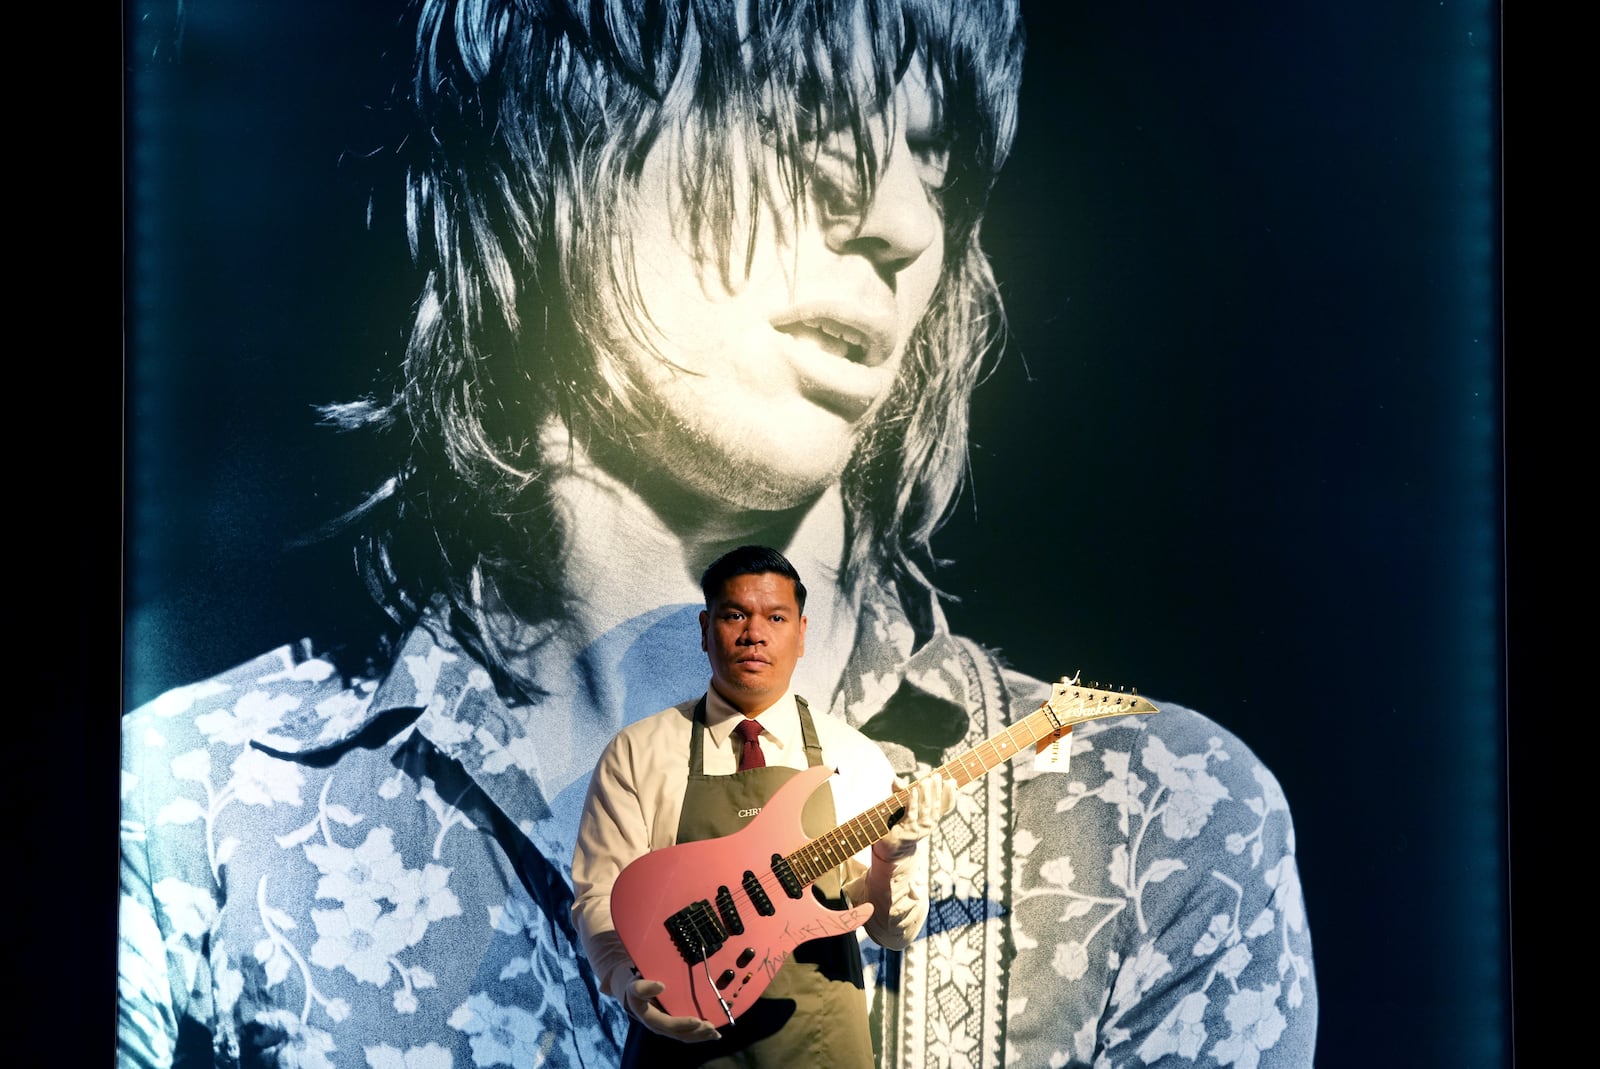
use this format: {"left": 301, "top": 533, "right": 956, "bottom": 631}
{"left": 119, "top": 1, "right": 1511, "bottom": 1065}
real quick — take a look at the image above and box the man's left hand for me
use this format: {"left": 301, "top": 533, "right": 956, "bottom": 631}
{"left": 872, "top": 774, "right": 957, "bottom": 863}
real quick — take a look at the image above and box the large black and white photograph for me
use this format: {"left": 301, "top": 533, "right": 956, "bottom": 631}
{"left": 119, "top": 1, "right": 1505, "bottom": 1066}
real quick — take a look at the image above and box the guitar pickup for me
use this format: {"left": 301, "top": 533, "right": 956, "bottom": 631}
{"left": 715, "top": 885, "right": 744, "bottom": 934}
{"left": 742, "top": 870, "right": 776, "bottom": 916}
{"left": 664, "top": 899, "right": 728, "bottom": 962}
{"left": 771, "top": 854, "right": 804, "bottom": 900}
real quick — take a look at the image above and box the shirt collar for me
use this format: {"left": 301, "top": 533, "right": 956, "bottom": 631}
{"left": 833, "top": 575, "right": 974, "bottom": 767}
{"left": 250, "top": 608, "right": 557, "bottom": 828}
{"left": 702, "top": 685, "right": 800, "bottom": 752}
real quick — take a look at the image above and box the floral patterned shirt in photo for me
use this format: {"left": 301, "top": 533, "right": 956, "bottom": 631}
{"left": 119, "top": 585, "right": 1315, "bottom": 1067}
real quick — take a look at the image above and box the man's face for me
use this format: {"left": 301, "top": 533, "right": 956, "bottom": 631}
{"left": 590, "top": 62, "right": 948, "bottom": 511}
{"left": 700, "top": 571, "right": 809, "bottom": 714}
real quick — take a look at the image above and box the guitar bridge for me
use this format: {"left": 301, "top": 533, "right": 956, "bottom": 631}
{"left": 664, "top": 899, "right": 728, "bottom": 962}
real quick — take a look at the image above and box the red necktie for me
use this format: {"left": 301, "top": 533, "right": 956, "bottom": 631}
{"left": 734, "top": 719, "right": 766, "bottom": 770}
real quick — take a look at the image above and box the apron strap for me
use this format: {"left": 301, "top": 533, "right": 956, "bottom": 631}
{"left": 688, "top": 696, "right": 709, "bottom": 776}
{"left": 794, "top": 694, "right": 824, "bottom": 768}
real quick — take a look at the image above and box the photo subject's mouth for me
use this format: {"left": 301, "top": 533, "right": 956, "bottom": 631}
{"left": 776, "top": 318, "right": 872, "bottom": 365}
{"left": 772, "top": 302, "right": 895, "bottom": 369}
{"left": 772, "top": 301, "right": 898, "bottom": 420}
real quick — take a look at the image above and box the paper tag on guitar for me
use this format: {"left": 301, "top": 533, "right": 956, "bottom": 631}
{"left": 1033, "top": 729, "right": 1073, "bottom": 773}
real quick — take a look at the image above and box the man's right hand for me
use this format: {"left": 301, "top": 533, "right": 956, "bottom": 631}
{"left": 624, "top": 978, "right": 723, "bottom": 1043}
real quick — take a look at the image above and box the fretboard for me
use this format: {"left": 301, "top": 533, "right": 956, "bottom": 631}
{"left": 784, "top": 684, "right": 1155, "bottom": 885}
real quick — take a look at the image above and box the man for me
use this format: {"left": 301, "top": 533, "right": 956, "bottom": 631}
{"left": 120, "top": 1, "right": 1316, "bottom": 1066}
{"left": 572, "top": 545, "right": 955, "bottom": 1066}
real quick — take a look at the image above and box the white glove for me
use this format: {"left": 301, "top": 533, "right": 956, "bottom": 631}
{"left": 872, "top": 773, "right": 957, "bottom": 863}
{"left": 621, "top": 976, "right": 723, "bottom": 1043}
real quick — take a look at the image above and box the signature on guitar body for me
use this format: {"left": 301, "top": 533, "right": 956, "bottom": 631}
{"left": 607, "top": 676, "right": 1159, "bottom": 1025}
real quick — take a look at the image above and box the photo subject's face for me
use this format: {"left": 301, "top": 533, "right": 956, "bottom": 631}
{"left": 595, "top": 63, "right": 949, "bottom": 511}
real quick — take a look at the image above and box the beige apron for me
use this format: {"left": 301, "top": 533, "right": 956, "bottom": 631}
{"left": 620, "top": 695, "right": 877, "bottom": 1068}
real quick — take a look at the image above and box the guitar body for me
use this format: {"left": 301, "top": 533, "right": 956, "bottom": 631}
{"left": 610, "top": 763, "right": 875, "bottom": 1023}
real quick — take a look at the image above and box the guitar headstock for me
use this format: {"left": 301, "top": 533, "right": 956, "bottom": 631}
{"left": 1040, "top": 673, "right": 1159, "bottom": 735}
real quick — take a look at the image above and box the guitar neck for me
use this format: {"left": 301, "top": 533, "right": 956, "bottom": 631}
{"left": 784, "top": 682, "right": 1158, "bottom": 886}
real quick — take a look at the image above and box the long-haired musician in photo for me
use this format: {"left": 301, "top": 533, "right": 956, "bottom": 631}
{"left": 118, "top": 1, "right": 1318, "bottom": 1066}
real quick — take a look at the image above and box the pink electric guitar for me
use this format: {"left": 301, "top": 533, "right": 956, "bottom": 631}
{"left": 608, "top": 675, "right": 1159, "bottom": 1025}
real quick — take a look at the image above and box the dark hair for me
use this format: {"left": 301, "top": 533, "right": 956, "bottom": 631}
{"left": 701, "top": 545, "right": 808, "bottom": 613}
{"left": 320, "top": 0, "right": 1024, "bottom": 688}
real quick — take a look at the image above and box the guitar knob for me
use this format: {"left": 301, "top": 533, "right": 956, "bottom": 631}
{"left": 716, "top": 969, "right": 736, "bottom": 989}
